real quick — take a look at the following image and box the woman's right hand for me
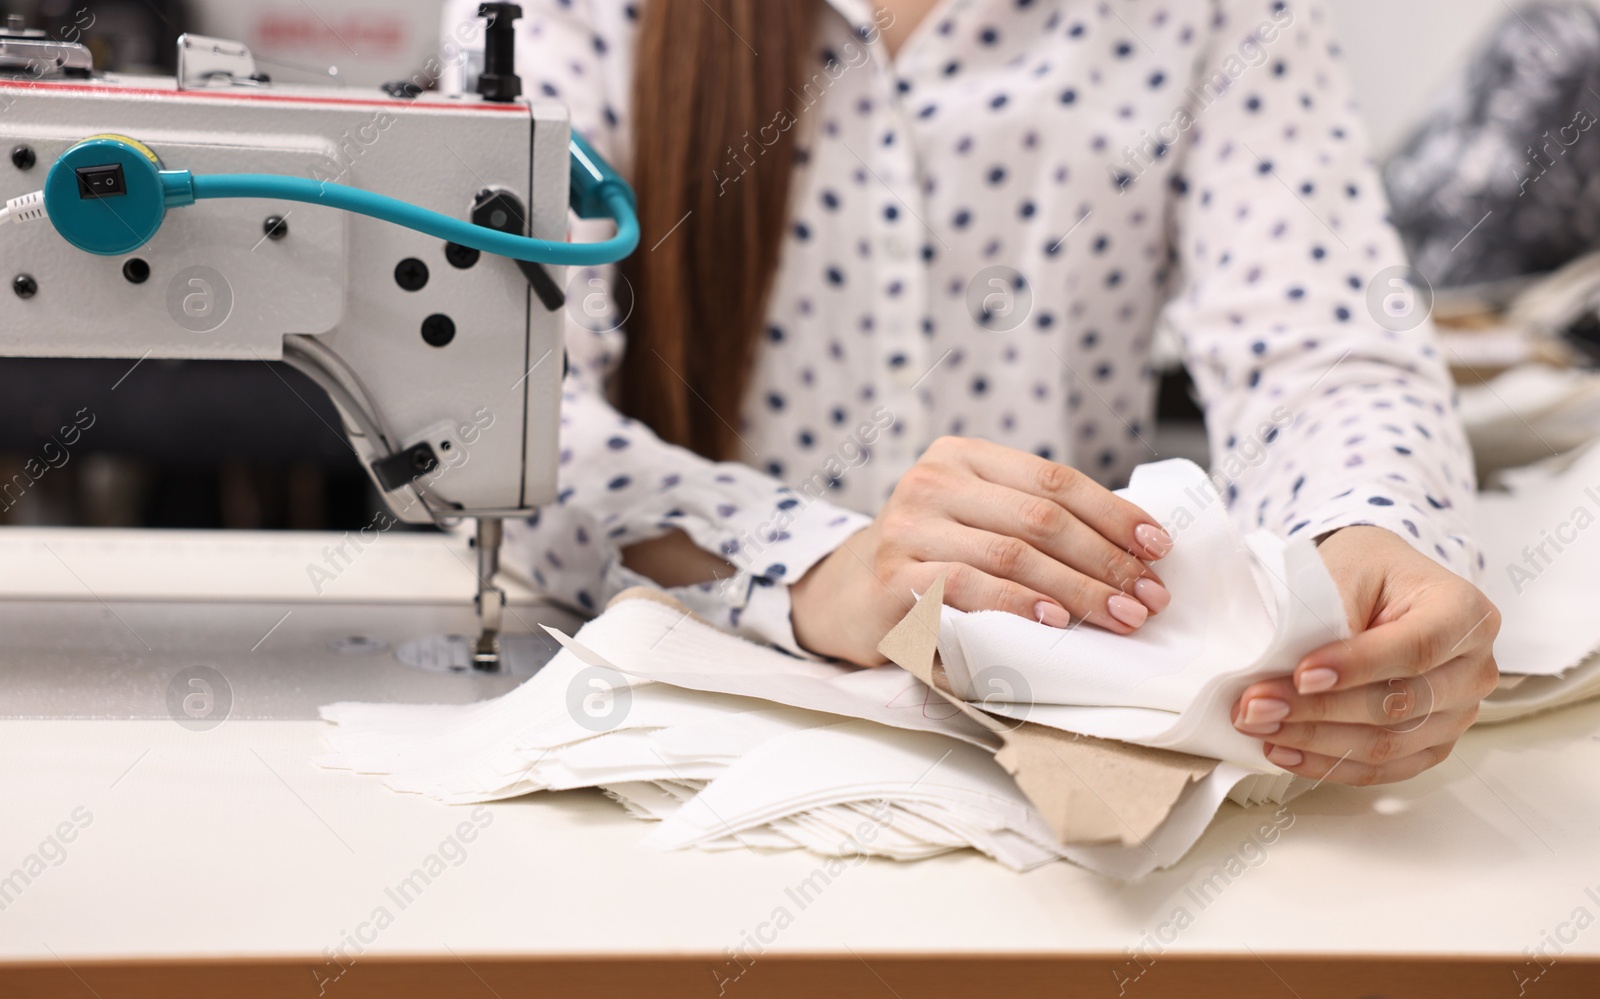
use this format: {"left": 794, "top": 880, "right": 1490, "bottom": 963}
{"left": 789, "top": 436, "right": 1174, "bottom": 666}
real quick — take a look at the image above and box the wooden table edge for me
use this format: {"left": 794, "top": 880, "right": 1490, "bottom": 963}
{"left": 2, "top": 951, "right": 1595, "bottom": 998}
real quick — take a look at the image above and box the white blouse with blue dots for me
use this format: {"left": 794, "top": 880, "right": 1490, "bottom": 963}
{"left": 441, "top": 0, "right": 1481, "bottom": 654}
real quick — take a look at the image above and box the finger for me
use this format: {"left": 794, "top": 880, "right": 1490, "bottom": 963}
{"left": 909, "top": 561, "right": 1090, "bottom": 632}
{"left": 933, "top": 479, "right": 1166, "bottom": 603}
{"left": 1259, "top": 738, "right": 1455, "bottom": 787}
{"left": 1232, "top": 653, "right": 1498, "bottom": 732}
{"left": 1291, "top": 590, "right": 1500, "bottom": 695}
{"left": 1254, "top": 708, "right": 1474, "bottom": 768}
{"left": 932, "top": 436, "right": 1173, "bottom": 560}
{"left": 911, "top": 522, "right": 1147, "bottom": 633}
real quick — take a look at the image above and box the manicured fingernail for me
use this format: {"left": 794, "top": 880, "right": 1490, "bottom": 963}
{"left": 1135, "top": 523, "right": 1173, "bottom": 559}
{"left": 1132, "top": 577, "right": 1170, "bottom": 614}
{"left": 1243, "top": 697, "right": 1291, "bottom": 726}
{"left": 1296, "top": 667, "right": 1339, "bottom": 694}
{"left": 1035, "top": 600, "right": 1072, "bottom": 629}
{"left": 1235, "top": 719, "right": 1281, "bottom": 736}
{"left": 1266, "top": 745, "right": 1304, "bottom": 767}
{"left": 1107, "top": 594, "right": 1148, "bottom": 628}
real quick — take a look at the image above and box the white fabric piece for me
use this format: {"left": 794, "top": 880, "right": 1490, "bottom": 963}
{"left": 635, "top": 716, "right": 1285, "bottom": 879}
{"left": 321, "top": 643, "right": 698, "bottom": 800}
{"left": 544, "top": 605, "right": 997, "bottom": 750}
{"left": 1459, "top": 364, "right": 1600, "bottom": 476}
{"left": 649, "top": 707, "right": 833, "bottom": 762}
{"left": 317, "top": 443, "right": 1600, "bottom": 879}
{"left": 644, "top": 720, "right": 1068, "bottom": 872}
{"left": 599, "top": 781, "right": 693, "bottom": 821}
{"left": 540, "top": 707, "right": 836, "bottom": 789}
{"left": 763, "top": 803, "right": 962, "bottom": 862}
{"left": 1479, "top": 651, "right": 1600, "bottom": 724}
{"left": 320, "top": 575, "right": 1313, "bottom": 877}
{"left": 1476, "top": 438, "right": 1600, "bottom": 677}
{"left": 939, "top": 459, "right": 1351, "bottom": 769}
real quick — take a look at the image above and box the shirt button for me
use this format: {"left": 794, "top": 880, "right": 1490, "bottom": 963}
{"left": 886, "top": 237, "right": 911, "bottom": 261}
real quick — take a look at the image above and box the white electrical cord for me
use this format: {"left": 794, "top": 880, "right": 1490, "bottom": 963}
{"left": 0, "top": 190, "right": 46, "bottom": 226}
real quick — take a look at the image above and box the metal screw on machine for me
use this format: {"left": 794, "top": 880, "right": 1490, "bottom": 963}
{"left": 444, "top": 242, "right": 480, "bottom": 269}
{"left": 11, "top": 145, "right": 34, "bottom": 170}
{"left": 12, "top": 274, "right": 36, "bottom": 298}
{"left": 421, "top": 313, "right": 455, "bottom": 347}
{"left": 394, "top": 257, "right": 429, "bottom": 291}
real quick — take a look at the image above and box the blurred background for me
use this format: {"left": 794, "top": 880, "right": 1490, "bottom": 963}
{"left": 0, "top": 0, "right": 1596, "bottom": 529}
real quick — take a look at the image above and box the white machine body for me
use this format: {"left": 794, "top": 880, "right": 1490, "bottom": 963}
{"left": 0, "top": 68, "right": 571, "bottom": 523}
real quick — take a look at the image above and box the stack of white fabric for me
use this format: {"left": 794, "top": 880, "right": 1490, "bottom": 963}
{"left": 319, "top": 450, "right": 1600, "bottom": 878}
{"left": 1475, "top": 438, "right": 1600, "bottom": 717}
{"left": 320, "top": 615, "right": 1253, "bottom": 876}
{"left": 320, "top": 618, "right": 1077, "bottom": 870}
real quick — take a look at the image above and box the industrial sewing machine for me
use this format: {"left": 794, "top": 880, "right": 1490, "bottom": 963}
{"left": 0, "top": 5, "right": 637, "bottom": 671}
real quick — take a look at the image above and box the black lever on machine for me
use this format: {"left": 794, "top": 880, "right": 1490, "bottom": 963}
{"left": 476, "top": 4, "right": 523, "bottom": 102}
{"left": 459, "top": 3, "right": 567, "bottom": 314}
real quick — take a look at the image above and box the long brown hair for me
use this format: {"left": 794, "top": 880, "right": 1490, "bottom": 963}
{"left": 617, "top": 0, "right": 821, "bottom": 460}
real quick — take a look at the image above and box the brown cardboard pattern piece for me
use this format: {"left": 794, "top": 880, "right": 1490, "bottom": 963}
{"left": 877, "top": 572, "right": 1217, "bottom": 848}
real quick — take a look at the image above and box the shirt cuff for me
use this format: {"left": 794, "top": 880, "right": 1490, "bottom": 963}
{"left": 656, "top": 493, "right": 872, "bottom": 656}
{"left": 738, "top": 576, "right": 814, "bottom": 659}
{"left": 597, "top": 490, "right": 871, "bottom": 656}
{"left": 718, "top": 492, "right": 873, "bottom": 653}
{"left": 1293, "top": 494, "right": 1483, "bottom": 585}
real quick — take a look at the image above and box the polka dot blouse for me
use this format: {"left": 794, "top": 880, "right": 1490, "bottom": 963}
{"left": 441, "top": 0, "right": 1481, "bottom": 653}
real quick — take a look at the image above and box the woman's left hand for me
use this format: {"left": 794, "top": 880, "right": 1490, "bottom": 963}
{"left": 1229, "top": 525, "right": 1501, "bottom": 786}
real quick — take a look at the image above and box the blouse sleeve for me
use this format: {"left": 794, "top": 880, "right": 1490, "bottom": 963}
{"left": 438, "top": 0, "right": 871, "bottom": 652}
{"left": 1161, "top": 0, "right": 1483, "bottom": 584}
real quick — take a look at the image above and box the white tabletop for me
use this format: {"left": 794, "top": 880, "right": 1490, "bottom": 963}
{"left": 4, "top": 704, "right": 1598, "bottom": 960}
{"left": 3, "top": 529, "right": 1599, "bottom": 996}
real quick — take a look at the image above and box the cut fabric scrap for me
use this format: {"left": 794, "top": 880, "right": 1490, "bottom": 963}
{"left": 1477, "top": 438, "right": 1600, "bottom": 678}
{"left": 317, "top": 458, "right": 1352, "bottom": 878}
{"left": 1477, "top": 655, "right": 1600, "bottom": 724}
{"left": 543, "top": 600, "right": 999, "bottom": 751}
{"left": 318, "top": 446, "right": 1600, "bottom": 880}
{"left": 321, "top": 582, "right": 1304, "bottom": 879}
{"left": 930, "top": 459, "right": 1352, "bottom": 769}
{"left": 643, "top": 721, "right": 1070, "bottom": 871}
{"left": 875, "top": 569, "right": 1218, "bottom": 849}
{"left": 1469, "top": 437, "right": 1600, "bottom": 721}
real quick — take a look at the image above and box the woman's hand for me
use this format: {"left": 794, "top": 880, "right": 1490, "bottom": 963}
{"left": 1231, "top": 525, "right": 1501, "bottom": 786}
{"left": 790, "top": 436, "right": 1174, "bottom": 666}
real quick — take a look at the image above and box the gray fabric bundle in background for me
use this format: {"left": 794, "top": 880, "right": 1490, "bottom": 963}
{"left": 1385, "top": 2, "right": 1600, "bottom": 288}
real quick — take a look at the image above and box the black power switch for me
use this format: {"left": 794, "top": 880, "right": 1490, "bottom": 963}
{"left": 75, "top": 164, "right": 127, "bottom": 199}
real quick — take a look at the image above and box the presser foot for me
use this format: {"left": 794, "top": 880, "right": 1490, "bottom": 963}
{"left": 471, "top": 591, "right": 504, "bottom": 672}
{"left": 472, "top": 516, "right": 506, "bottom": 672}
{"left": 471, "top": 632, "right": 502, "bottom": 672}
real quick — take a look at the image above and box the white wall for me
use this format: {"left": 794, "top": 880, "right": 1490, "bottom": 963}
{"left": 183, "top": 0, "right": 1515, "bottom": 155}
{"left": 188, "top": 0, "right": 447, "bottom": 88}
{"left": 1329, "top": 0, "right": 1523, "bottom": 156}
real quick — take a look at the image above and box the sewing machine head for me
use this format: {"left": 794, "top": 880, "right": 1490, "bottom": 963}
{"left": 0, "top": 5, "right": 618, "bottom": 669}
